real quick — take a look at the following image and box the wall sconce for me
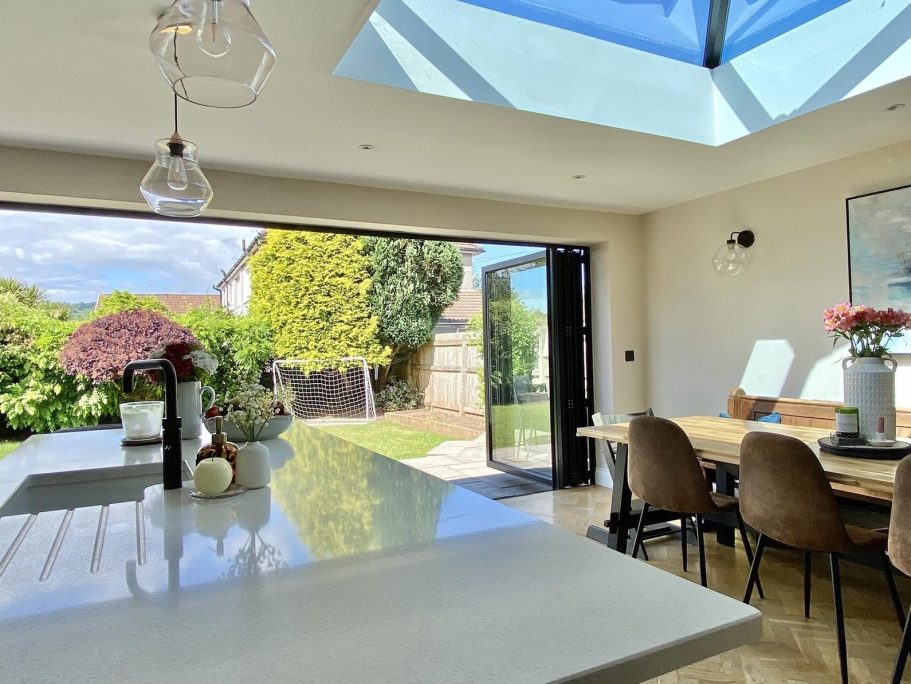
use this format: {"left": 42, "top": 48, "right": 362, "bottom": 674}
{"left": 712, "top": 230, "right": 755, "bottom": 277}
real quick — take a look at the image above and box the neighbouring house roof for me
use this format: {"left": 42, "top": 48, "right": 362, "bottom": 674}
{"left": 94, "top": 293, "right": 221, "bottom": 315}
{"left": 456, "top": 242, "right": 483, "bottom": 255}
{"left": 216, "top": 229, "right": 267, "bottom": 290}
{"left": 439, "top": 289, "right": 482, "bottom": 325}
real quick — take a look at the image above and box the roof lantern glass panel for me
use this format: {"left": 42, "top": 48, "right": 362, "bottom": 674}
{"left": 722, "top": 0, "right": 852, "bottom": 62}
{"left": 457, "top": 0, "right": 711, "bottom": 65}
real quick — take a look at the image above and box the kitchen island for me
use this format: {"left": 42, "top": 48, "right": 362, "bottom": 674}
{"left": 0, "top": 422, "right": 760, "bottom": 683}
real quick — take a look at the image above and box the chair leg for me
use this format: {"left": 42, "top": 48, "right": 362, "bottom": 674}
{"left": 735, "top": 511, "right": 764, "bottom": 600}
{"left": 892, "top": 611, "right": 911, "bottom": 684}
{"left": 681, "top": 516, "right": 688, "bottom": 572}
{"left": 882, "top": 553, "right": 905, "bottom": 628}
{"left": 695, "top": 514, "right": 707, "bottom": 587}
{"left": 830, "top": 553, "right": 849, "bottom": 684}
{"left": 640, "top": 543, "right": 649, "bottom": 561}
{"left": 743, "top": 533, "right": 767, "bottom": 603}
{"left": 631, "top": 503, "right": 649, "bottom": 560}
{"left": 804, "top": 550, "right": 812, "bottom": 619}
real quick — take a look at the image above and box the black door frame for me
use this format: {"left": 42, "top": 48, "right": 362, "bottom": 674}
{"left": 481, "top": 246, "right": 594, "bottom": 490}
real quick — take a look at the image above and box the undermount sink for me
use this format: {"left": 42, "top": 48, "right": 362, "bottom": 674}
{"left": 0, "top": 462, "right": 193, "bottom": 517}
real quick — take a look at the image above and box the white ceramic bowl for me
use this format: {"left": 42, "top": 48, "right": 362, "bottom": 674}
{"left": 204, "top": 414, "right": 292, "bottom": 442}
{"left": 120, "top": 401, "right": 164, "bottom": 440}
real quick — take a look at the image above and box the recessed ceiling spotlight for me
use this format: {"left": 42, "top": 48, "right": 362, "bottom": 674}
{"left": 359, "top": 144, "right": 375, "bottom": 150}
{"left": 571, "top": 174, "right": 587, "bottom": 180}
{"left": 885, "top": 103, "right": 906, "bottom": 112}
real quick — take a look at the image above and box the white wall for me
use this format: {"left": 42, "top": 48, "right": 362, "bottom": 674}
{"left": 643, "top": 139, "right": 911, "bottom": 417}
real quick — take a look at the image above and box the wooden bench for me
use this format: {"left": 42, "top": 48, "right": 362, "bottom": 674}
{"left": 727, "top": 387, "right": 911, "bottom": 438}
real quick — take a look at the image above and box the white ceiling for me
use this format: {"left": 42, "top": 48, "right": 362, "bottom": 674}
{"left": 1, "top": 0, "right": 909, "bottom": 214}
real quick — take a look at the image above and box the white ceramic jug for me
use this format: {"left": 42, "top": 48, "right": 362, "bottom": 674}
{"left": 175, "top": 380, "right": 216, "bottom": 440}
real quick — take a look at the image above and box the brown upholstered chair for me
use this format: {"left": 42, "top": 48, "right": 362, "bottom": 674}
{"left": 889, "top": 457, "right": 911, "bottom": 683}
{"left": 739, "top": 432, "right": 903, "bottom": 684}
{"left": 627, "top": 416, "right": 762, "bottom": 594}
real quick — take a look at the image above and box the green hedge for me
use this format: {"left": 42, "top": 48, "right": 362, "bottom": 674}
{"left": 249, "top": 230, "right": 389, "bottom": 366}
{"left": 177, "top": 307, "right": 274, "bottom": 401}
{"left": 0, "top": 296, "right": 119, "bottom": 433}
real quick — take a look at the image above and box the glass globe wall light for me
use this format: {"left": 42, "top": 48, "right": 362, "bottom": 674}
{"left": 141, "top": 0, "right": 276, "bottom": 217}
{"left": 712, "top": 230, "right": 755, "bottom": 277}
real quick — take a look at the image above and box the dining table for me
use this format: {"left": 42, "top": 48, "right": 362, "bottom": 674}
{"left": 577, "top": 416, "right": 901, "bottom": 554}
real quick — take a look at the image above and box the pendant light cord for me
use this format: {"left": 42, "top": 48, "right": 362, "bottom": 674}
{"left": 173, "top": 93, "right": 179, "bottom": 135}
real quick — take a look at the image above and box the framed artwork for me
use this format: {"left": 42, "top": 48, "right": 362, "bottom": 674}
{"left": 846, "top": 183, "right": 911, "bottom": 353}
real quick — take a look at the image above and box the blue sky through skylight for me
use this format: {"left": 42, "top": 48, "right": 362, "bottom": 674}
{"left": 458, "top": 0, "right": 850, "bottom": 66}
{"left": 459, "top": 0, "right": 710, "bottom": 65}
{"left": 722, "top": 0, "right": 851, "bottom": 62}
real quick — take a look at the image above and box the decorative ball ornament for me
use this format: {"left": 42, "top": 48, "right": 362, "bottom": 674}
{"left": 194, "top": 457, "right": 233, "bottom": 495}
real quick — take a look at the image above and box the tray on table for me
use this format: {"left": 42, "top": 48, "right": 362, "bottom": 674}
{"left": 818, "top": 437, "right": 911, "bottom": 460}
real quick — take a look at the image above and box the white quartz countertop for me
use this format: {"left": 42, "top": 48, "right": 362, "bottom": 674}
{"left": 0, "top": 423, "right": 760, "bottom": 683}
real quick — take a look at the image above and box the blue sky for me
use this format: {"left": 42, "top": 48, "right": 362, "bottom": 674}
{"left": 0, "top": 209, "right": 542, "bottom": 305}
{"left": 0, "top": 210, "right": 260, "bottom": 304}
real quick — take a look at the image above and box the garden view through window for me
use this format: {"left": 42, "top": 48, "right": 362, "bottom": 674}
{"left": 0, "top": 207, "right": 553, "bottom": 496}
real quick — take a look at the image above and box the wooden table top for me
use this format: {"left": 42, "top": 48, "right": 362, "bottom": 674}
{"left": 577, "top": 415, "right": 899, "bottom": 501}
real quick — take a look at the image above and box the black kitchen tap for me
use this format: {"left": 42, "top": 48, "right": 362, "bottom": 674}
{"left": 122, "top": 359, "right": 183, "bottom": 490}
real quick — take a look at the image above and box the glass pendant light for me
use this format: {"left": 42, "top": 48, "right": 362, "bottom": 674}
{"left": 150, "top": 0, "right": 276, "bottom": 108}
{"left": 140, "top": 96, "right": 214, "bottom": 217}
{"left": 712, "top": 230, "right": 755, "bottom": 277}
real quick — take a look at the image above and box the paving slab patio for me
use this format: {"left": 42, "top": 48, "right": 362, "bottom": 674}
{"left": 402, "top": 433, "right": 551, "bottom": 499}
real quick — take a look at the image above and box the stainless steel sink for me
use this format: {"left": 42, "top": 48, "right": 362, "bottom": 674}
{"left": 0, "top": 462, "right": 192, "bottom": 517}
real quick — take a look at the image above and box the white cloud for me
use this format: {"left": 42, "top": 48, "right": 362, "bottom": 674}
{"left": 0, "top": 210, "right": 261, "bottom": 303}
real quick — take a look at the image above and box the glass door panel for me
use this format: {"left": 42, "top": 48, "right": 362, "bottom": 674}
{"left": 483, "top": 252, "right": 553, "bottom": 484}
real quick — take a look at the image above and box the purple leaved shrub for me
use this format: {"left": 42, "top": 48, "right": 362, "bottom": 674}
{"left": 60, "top": 310, "right": 199, "bottom": 384}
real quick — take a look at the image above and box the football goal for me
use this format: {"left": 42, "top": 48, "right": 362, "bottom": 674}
{"left": 272, "top": 357, "right": 376, "bottom": 423}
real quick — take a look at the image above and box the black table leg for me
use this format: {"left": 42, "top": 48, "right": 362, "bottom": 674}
{"left": 607, "top": 442, "right": 633, "bottom": 554}
{"left": 714, "top": 465, "right": 736, "bottom": 547}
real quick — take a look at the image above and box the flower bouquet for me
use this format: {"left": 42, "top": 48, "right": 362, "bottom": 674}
{"left": 205, "top": 383, "right": 292, "bottom": 442}
{"left": 151, "top": 341, "right": 218, "bottom": 382}
{"left": 823, "top": 303, "right": 911, "bottom": 357}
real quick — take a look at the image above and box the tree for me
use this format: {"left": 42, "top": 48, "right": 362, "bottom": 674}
{"left": 248, "top": 230, "right": 389, "bottom": 365}
{"left": 93, "top": 290, "right": 167, "bottom": 317}
{"left": 0, "top": 276, "right": 48, "bottom": 307}
{"left": 363, "top": 238, "right": 462, "bottom": 388}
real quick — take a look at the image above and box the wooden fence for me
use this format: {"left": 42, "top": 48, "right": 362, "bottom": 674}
{"left": 406, "top": 332, "right": 484, "bottom": 416}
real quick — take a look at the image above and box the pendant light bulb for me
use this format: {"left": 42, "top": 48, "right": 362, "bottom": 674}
{"left": 150, "top": 0, "right": 276, "bottom": 108}
{"left": 140, "top": 97, "right": 213, "bottom": 218}
{"left": 197, "top": 0, "right": 231, "bottom": 58}
{"left": 166, "top": 139, "right": 189, "bottom": 191}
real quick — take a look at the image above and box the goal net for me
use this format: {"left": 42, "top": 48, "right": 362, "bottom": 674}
{"left": 272, "top": 357, "right": 376, "bottom": 423}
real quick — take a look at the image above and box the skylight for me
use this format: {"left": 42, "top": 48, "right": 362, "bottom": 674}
{"left": 457, "top": 0, "right": 850, "bottom": 67}
{"left": 336, "top": 0, "right": 911, "bottom": 146}
{"left": 459, "top": 0, "right": 709, "bottom": 65}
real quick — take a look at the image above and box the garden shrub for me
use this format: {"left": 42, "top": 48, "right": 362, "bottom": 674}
{"left": 177, "top": 307, "right": 274, "bottom": 400}
{"left": 60, "top": 310, "right": 199, "bottom": 383}
{"left": 0, "top": 295, "right": 118, "bottom": 433}
{"left": 92, "top": 290, "right": 167, "bottom": 317}
{"left": 249, "top": 230, "right": 389, "bottom": 366}
{"left": 363, "top": 238, "right": 462, "bottom": 390}
{"left": 375, "top": 379, "right": 424, "bottom": 412}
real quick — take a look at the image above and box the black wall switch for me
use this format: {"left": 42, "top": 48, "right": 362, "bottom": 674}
{"left": 625, "top": 350, "right": 635, "bottom": 362}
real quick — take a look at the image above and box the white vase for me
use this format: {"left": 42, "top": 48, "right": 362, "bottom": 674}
{"left": 236, "top": 441, "right": 271, "bottom": 489}
{"left": 175, "top": 381, "right": 216, "bottom": 440}
{"left": 842, "top": 356, "right": 897, "bottom": 440}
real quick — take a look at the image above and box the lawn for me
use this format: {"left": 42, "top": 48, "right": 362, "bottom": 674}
{"left": 314, "top": 420, "right": 451, "bottom": 460}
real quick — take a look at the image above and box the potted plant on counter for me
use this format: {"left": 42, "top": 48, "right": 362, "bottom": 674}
{"left": 824, "top": 303, "right": 911, "bottom": 440}
{"left": 208, "top": 383, "right": 291, "bottom": 488}
{"left": 151, "top": 341, "right": 218, "bottom": 440}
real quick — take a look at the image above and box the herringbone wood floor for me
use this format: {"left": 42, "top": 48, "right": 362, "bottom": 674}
{"left": 503, "top": 486, "right": 909, "bottom": 683}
